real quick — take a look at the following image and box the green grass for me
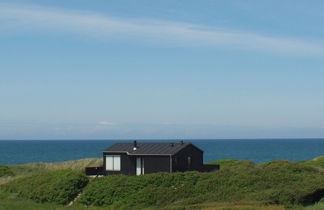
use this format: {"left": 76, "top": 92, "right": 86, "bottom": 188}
{"left": 0, "top": 158, "right": 102, "bottom": 185}
{"left": 300, "top": 156, "right": 324, "bottom": 170}
{"left": 0, "top": 166, "right": 14, "bottom": 178}
{"left": 78, "top": 160, "right": 324, "bottom": 209}
{"left": 304, "top": 202, "right": 324, "bottom": 210}
{"left": 1, "top": 157, "right": 324, "bottom": 209}
{"left": 0, "top": 190, "right": 108, "bottom": 210}
{"left": 1, "top": 170, "right": 89, "bottom": 205}
{"left": 207, "top": 159, "right": 256, "bottom": 169}
{"left": 0, "top": 189, "right": 285, "bottom": 210}
{"left": 7, "top": 158, "right": 102, "bottom": 176}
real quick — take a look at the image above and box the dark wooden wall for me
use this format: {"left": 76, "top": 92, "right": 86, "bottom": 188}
{"left": 172, "top": 144, "right": 203, "bottom": 172}
{"left": 103, "top": 153, "right": 171, "bottom": 175}
{"left": 143, "top": 156, "right": 170, "bottom": 174}
{"left": 103, "top": 152, "right": 136, "bottom": 175}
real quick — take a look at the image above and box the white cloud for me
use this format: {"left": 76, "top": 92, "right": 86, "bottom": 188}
{"left": 0, "top": 4, "right": 323, "bottom": 54}
{"left": 98, "top": 121, "right": 115, "bottom": 125}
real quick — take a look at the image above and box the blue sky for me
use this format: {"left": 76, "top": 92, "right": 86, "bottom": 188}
{"left": 1, "top": 0, "right": 324, "bottom": 139}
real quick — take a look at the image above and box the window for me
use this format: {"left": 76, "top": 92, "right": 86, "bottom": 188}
{"left": 187, "top": 156, "right": 192, "bottom": 169}
{"left": 106, "top": 155, "right": 121, "bottom": 171}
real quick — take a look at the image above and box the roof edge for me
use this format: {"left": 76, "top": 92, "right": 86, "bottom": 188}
{"left": 103, "top": 151, "right": 172, "bottom": 156}
{"left": 173, "top": 143, "right": 204, "bottom": 156}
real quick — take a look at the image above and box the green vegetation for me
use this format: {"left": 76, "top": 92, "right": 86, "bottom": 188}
{"left": 207, "top": 159, "right": 256, "bottom": 169}
{"left": 0, "top": 158, "right": 101, "bottom": 185}
{"left": 1, "top": 170, "right": 88, "bottom": 205}
{"left": 0, "top": 157, "right": 323, "bottom": 209}
{"left": 8, "top": 158, "right": 102, "bottom": 176}
{"left": 301, "top": 156, "right": 324, "bottom": 169}
{"left": 0, "top": 165, "right": 14, "bottom": 178}
{"left": 77, "top": 160, "right": 324, "bottom": 209}
{"left": 0, "top": 190, "right": 105, "bottom": 210}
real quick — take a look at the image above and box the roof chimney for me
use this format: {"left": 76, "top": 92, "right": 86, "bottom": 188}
{"left": 170, "top": 143, "right": 174, "bottom": 147}
{"left": 133, "top": 140, "right": 137, "bottom": 150}
{"left": 180, "top": 140, "right": 184, "bottom": 145}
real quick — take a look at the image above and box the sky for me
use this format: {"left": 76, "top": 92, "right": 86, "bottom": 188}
{"left": 1, "top": 0, "right": 324, "bottom": 139}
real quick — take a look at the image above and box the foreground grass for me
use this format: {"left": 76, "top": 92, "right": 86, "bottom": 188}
{"left": 0, "top": 157, "right": 323, "bottom": 209}
{"left": 304, "top": 201, "right": 324, "bottom": 210}
{"left": 1, "top": 170, "right": 88, "bottom": 205}
{"left": 0, "top": 190, "right": 285, "bottom": 210}
{"left": 0, "top": 190, "right": 105, "bottom": 210}
{"left": 0, "top": 166, "right": 14, "bottom": 178}
{"left": 77, "top": 161, "right": 324, "bottom": 209}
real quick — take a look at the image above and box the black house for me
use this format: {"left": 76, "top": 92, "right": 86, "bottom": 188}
{"left": 85, "top": 141, "right": 219, "bottom": 176}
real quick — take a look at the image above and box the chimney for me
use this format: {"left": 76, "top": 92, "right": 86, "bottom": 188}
{"left": 180, "top": 140, "right": 184, "bottom": 145}
{"left": 133, "top": 140, "right": 137, "bottom": 150}
{"left": 170, "top": 143, "right": 174, "bottom": 147}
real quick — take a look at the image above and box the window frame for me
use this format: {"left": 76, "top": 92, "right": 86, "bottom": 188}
{"left": 106, "top": 155, "right": 121, "bottom": 171}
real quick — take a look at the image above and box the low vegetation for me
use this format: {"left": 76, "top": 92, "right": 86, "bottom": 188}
{"left": 301, "top": 156, "right": 324, "bottom": 170}
{"left": 78, "top": 158, "right": 324, "bottom": 209}
{"left": 1, "top": 170, "right": 88, "bottom": 205}
{"left": 207, "top": 159, "right": 256, "bottom": 169}
{"left": 0, "top": 166, "right": 14, "bottom": 178}
{"left": 0, "top": 158, "right": 101, "bottom": 185}
{"left": 8, "top": 158, "right": 102, "bottom": 175}
{"left": 0, "top": 157, "right": 323, "bottom": 209}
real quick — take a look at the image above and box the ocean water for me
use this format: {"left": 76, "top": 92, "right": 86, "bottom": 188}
{"left": 0, "top": 139, "right": 323, "bottom": 165}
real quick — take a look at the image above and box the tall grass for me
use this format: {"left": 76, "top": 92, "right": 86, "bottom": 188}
{"left": 0, "top": 166, "right": 14, "bottom": 178}
{"left": 0, "top": 158, "right": 101, "bottom": 185}
{"left": 301, "top": 156, "right": 324, "bottom": 170}
{"left": 18, "top": 158, "right": 102, "bottom": 171}
{"left": 1, "top": 170, "right": 89, "bottom": 205}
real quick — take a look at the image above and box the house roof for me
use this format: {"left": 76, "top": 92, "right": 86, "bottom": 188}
{"left": 103, "top": 142, "right": 202, "bottom": 155}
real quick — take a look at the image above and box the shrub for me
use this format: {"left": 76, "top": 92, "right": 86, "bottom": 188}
{"left": 207, "top": 159, "right": 256, "bottom": 169}
{"left": 1, "top": 170, "right": 88, "bottom": 205}
{"left": 301, "top": 156, "right": 324, "bottom": 169}
{"left": 78, "top": 161, "right": 324, "bottom": 208}
{"left": 0, "top": 165, "right": 14, "bottom": 177}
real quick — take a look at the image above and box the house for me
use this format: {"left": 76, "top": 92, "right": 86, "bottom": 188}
{"left": 85, "top": 141, "right": 219, "bottom": 176}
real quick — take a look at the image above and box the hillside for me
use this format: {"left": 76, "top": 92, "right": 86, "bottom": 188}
{"left": 0, "top": 157, "right": 324, "bottom": 209}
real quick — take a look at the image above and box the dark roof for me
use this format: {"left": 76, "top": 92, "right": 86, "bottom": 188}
{"left": 103, "top": 142, "right": 202, "bottom": 155}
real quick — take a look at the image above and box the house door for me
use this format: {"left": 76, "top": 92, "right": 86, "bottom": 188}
{"left": 136, "top": 157, "right": 144, "bottom": 175}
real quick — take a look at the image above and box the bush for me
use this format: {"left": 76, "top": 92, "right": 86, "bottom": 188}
{"left": 1, "top": 170, "right": 88, "bottom": 205}
{"left": 301, "top": 156, "right": 324, "bottom": 169}
{"left": 0, "top": 165, "right": 14, "bottom": 177}
{"left": 78, "top": 172, "right": 201, "bottom": 209}
{"left": 78, "top": 161, "right": 324, "bottom": 209}
{"left": 207, "top": 159, "right": 256, "bottom": 169}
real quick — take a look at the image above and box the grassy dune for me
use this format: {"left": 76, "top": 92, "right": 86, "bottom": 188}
{"left": 0, "top": 157, "right": 323, "bottom": 209}
{"left": 0, "top": 158, "right": 101, "bottom": 184}
{"left": 11, "top": 158, "right": 102, "bottom": 173}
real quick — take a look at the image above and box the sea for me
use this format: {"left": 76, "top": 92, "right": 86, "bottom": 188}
{"left": 0, "top": 139, "right": 323, "bottom": 165}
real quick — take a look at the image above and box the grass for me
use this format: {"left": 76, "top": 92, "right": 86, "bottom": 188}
{"left": 0, "top": 158, "right": 102, "bottom": 185}
{"left": 0, "top": 190, "right": 106, "bottom": 210}
{"left": 0, "top": 188, "right": 285, "bottom": 210}
{"left": 304, "top": 202, "right": 324, "bottom": 210}
{"left": 207, "top": 159, "right": 256, "bottom": 169}
{"left": 0, "top": 165, "right": 14, "bottom": 178}
{"left": 1, "top": 157, "right": 324, "bottom": 209}
{"left": 1, "top": 170, "right": 89, "bottom": 205}
{"left": 8, "top": 158, "right": 102, "bottom": 175}
{"left": 78, "top": 160, "right": 324, "bottom": 209}
{"left": 300, "top": 156, "right": 324, "bottom": 170}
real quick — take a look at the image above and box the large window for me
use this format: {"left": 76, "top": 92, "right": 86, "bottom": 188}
{"left": 106, "top": 155, "right": 121, "bottom": 171}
